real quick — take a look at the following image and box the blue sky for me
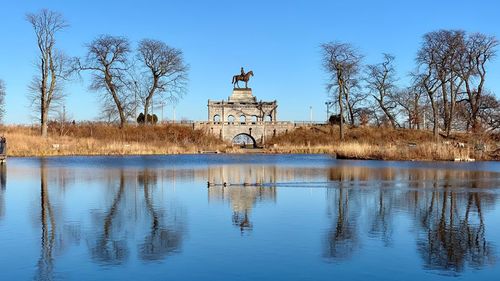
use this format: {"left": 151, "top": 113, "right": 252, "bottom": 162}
{"left": 1, "top": 0, "right": 499, "bottom": 124}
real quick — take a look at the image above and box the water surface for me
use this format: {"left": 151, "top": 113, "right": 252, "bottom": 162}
{"left": 0, "top": 154, "right": 500, "bottom": 280}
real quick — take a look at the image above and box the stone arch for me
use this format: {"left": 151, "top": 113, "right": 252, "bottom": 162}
{"left": 240, "top": 115, "right": 246, "bottom": 124}
{"left": 227, "top": 115, "right": 235, "bottom": 124}
{"left": 265, "top": 115, "right": 272, "bottom": 122}
{"left": 251, "top": 115, "right": 258, "bottom": 124}
{"left": 232, "top": 133, "right": 256, "bottom": 148}
{"left": 213, "top": 114, "right": 221, "bottom": 123}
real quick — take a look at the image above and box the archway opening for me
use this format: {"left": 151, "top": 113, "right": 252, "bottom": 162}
{"left": 227, "top": 115, "right": 235, "bottom": 124}
{"left": 213, "top": 114, "right": 221, "bottom": 123}
{"left": 232, "top": 133, "right": 256, "bottom": 148}
{"left": 265, "top": 115, "right": 272, "bottom": 122}
{"left": 251, "top": 115, "right": 258, "bottom": 124}
{"left": 240, "top": 115, "right": 246, "bottom": 124}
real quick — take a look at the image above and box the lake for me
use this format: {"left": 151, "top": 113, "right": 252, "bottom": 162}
{"left": 0, "top": 154, "right": 500, "bottom": 281}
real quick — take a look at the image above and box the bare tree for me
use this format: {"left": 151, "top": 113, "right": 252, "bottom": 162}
{"left": 457, "top": 33, "right": 498, "bottom": 132}
{"left": 137, "top": 39, "right": 188, "bottom": 123}
{"left": 0, "top": 80, "right": 5, "bottom": 123}
{"left": 82, "top": 35, "right": 131, "bottom": 128}
{"left": 26, "top": 9, "right": 70, "bottom": 137}
{"left": 478, "top": 93, "right": 500, "bottom": 132}
{"left": 321, "top": 42, "right": 363, "bottom": 140}
{"left": 394, "top": 86, "right": 425, "bottom": 129}
{"left": 365, "top": 54, "right": 399, "bottom": 128}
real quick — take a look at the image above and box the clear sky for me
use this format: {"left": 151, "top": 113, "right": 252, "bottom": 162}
{"left": 1, "top": 0, "right": 499, "bottom": 124}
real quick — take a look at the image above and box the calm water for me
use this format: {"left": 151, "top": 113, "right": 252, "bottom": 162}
{"left": 1, "top": 155, "right": 500, "bottom": 281}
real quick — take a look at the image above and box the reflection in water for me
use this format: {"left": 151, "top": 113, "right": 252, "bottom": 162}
{"left": 88, "top": 168, "right": 185, "bottom": 265}
{"left": 36, "top": 159, "right": 55, "bottom": 281}
{"left": 208, "top": 166, "right": 276, "bottom": 233}
{"left": 324, "top": 165, "right": 499, "bottom": 273}
{"left": 138, "top": 169, "right": 183, "bottom": 261}
{"left": 324, "top": 186, "right": 360, "bottom": 260}
{"left": 7, "top": 156, "right": 498, "bottom": 279}
{"left": 0, "top": 165, "right": 6, "bottom": 219}
{"left": 89, "top": 170, "right": 129, "bottom": 265}
{"left": 415, "top": 189, "right": 494, "bottom": 272}
{"left": 32, "top": 163, "right": 186, "bottom": 280}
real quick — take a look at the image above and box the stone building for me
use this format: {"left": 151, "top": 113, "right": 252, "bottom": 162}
{"left": 194, "top": 88, "right": 294, "bottom": 146}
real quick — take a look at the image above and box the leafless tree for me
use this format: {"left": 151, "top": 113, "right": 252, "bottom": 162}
{"left": 457, "top": 33, "right": 498, "bottom": 132}
{"left": 321, "top": 42, "right": 363, "bottom": 140}
{"left": 416, "top": 30, "right": 464, "bottom": 138}
{"left": 0, "top": 80, "right": 5, "bottom": 123}
{"left": 137, "top": 39, "right": 188, "bottom": 123}
{"left": 477, "top": 93, "right": 500, "bottom": 132}
{"left": 26, "top": 9, "right": 70, "bottom": 137}
{"left": 82, "top": 35, "right": 132, "bottom": 128}
{"left": 394, "top": 86, "right": 425, "bottom": 129}
{"left": 365, "top": 54, "right": 399, "bottom": 128}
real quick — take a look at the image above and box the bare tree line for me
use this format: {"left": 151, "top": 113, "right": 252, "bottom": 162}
{"left": 322, "top": 30, "right": 499, "bottom": 141}
{"left": 25, "top": 9, "right": 188, "bottom": 135}
{"left": 17, "top": 9, "right": 500, "bottom": 139}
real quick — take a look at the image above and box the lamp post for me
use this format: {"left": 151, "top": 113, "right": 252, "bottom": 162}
{"left": 325, "top": 101, "right": 332, "bottom": 123}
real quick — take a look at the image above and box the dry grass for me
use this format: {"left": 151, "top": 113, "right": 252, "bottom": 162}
{"left": 1, "top": 123, "right": 225, "bottom": 156}
{"left": 1, "top": 123, "right": 498, "bottom": 161}
{"left": 268, "top": 125, "right": 499, "bottom": 161}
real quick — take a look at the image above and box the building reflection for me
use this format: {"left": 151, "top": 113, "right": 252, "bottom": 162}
{"left": 207, "top": 165, "right": 277, "bottom": 233}
{"left": 323, "top": 165, "right": 498, "bottom": 274}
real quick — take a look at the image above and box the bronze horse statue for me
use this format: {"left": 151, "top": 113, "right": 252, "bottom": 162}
{"left": 232, "top": 71, "right": 254, "bottom": 88}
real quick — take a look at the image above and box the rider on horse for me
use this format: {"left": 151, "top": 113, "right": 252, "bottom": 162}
{"left": 240, "top": 67, "right": 245, "bottom": 78}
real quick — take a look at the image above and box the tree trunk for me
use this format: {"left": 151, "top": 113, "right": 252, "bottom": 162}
{"left": 40, "top": 92, "right": 48, "bottom": 137}
{"left": 339, "top": 89, "right": 344, "bottom": 141}
{"left": 441, "top": 80, "right": 450, "bottom": 136}
{"left": 144, "top": 96, "right": 151, "bottom": 123}
{"left": 430, "top": 96, "right": 439, "bottom": 141}
{"left": 379, "top": 102, "right": 397, "bottom": 129}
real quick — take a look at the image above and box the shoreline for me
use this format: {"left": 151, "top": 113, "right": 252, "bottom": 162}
{"left": 1, "top": 124, "right": 498, "bottom": 161}
{"left": 2, "top": 148, "right": 498, "bottom": 162}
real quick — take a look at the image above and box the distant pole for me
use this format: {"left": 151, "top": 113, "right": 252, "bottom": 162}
{"left": 309, "top": 106, "right": 313, "bottom": 124}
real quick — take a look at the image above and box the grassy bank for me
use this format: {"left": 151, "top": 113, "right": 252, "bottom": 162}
{"left": 1, "top": 123, "right": 498, "bottom": 161}
{"left": 1, "top": 123, "right": 225, "bottom": 156}
{"left": 266, "top": 126, "right": 500, "bottom": 161}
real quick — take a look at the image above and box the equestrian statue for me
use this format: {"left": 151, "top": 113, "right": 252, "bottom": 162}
{"left": 232, "top": 67, "right": 254, "bottom": 89}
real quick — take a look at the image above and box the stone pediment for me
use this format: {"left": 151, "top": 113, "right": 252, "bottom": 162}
{"left": 229, "top": 88, "right": 256, "bottom": 102}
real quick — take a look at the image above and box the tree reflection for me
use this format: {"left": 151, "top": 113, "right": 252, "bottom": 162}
{"left": 323, "top": 165, "right": 498, "bottom": 273}
{"left": 324, "top": 185, "right": 359, "bottom": 260}
{"left": 35, "top": 159, "right": 56, "bottom": 281}
{"left": 0, "top": 165, "right": 6, "bottom": 219}
{"left": 415, "top": 177, "right": 495, "bottom": 272}
{"left": 368, "top": 188, "right": 394, "bottom": 247}
{"left": 89, "top": 170, "right": 129, "bottom": 265}
{"left": 138, "top": 169, "right": 183, "bottom": 261}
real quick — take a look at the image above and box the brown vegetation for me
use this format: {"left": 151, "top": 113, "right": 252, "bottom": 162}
{"left": 1, "top": 123, "right": 224, "bottom": 156}
{"left": 267, "top": 125, "right": 500, "bottom": 161}
{"left": 1, "top": 123, "right": 498, "bottom": 161}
